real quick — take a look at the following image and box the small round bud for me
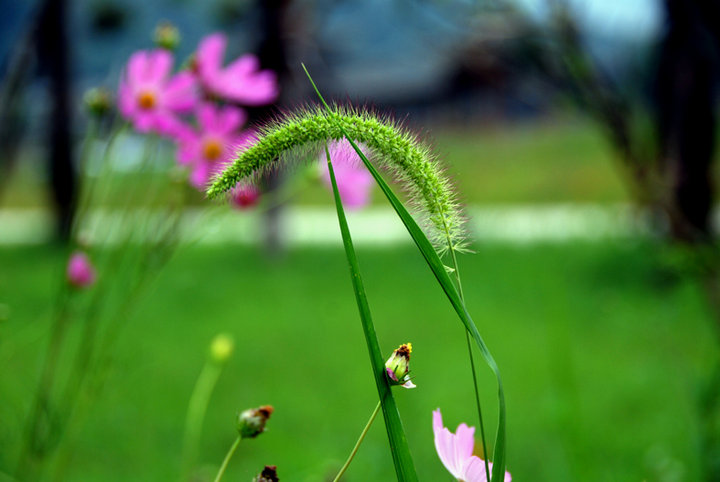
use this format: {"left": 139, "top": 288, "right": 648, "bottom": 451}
{"left": 209, "top": 333, "right": 234, "bottom": 363}
{"left": 237, "top": 405, "right": 274, "bottom": 439}
{"left": 254, "top": 465, "right": 279, "bottom": 482}
{"left": 385, "top": 343, "right": 415, "bottom": 389}
{"left": 83, "top": 87, "right": 113, "bottom": 118}
{"left": 67, "top": 251, "right": 97, "bottom": 289}
{"left": 153, "top": 21, "right": 180, "bottom": 51}
{"left": 231, "top": 186, "right": 260, "bottom": 209}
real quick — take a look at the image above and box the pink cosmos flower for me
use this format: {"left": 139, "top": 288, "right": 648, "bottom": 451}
{"left": 195, "top": 33, "right": 278, "bottom": 105}
{"left": 320, "top": 140, "right": 374, "bottom": 210}
{"left": 433, "top": 409, "right": 511, "bottom": 482}
{"left": 231, "top": 185, "right": 261, "bottom": 209}
{"left": 175, "top": 102, "right": 254, "bottom": 189}
{"left": 118, "top": 49, "right": 197, "bottom": 135}
{"left": 66, "top": 251, "right": 96, "bottom": 288}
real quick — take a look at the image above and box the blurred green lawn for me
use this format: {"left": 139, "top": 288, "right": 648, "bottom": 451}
{"left": 1, "top": 241, "right": 715, "bottom": 481}
{"left": 2, "top": 118, "right": 628, "bottom": 209}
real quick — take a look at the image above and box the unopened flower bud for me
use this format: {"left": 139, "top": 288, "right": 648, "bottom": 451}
{"left": 254, "top": 465, "right": 279, "bottom": 482}
{"left": 209, "top": 333, "right": 234, "bottom": 363}
{"left": 237, "top": 405, "right": 273, "bottom": 439}
{"left": 231, "top": 186, "right": 260, "bottom": 209}
{"left": 385, "top": 343, "right": 415, "bottom": 389}
{"left": 67, "top": 251, "right": 97, "bottom": 288}
{"left": 153, "top": 21, "right": 180, "bottom": 51}
{"left": 83, "top": 87, "right": 113, "bottom": 118}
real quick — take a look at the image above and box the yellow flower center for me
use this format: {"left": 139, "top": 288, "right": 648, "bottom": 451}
{"left": 137, "top": 91, "right": 156, "bottom": 110}
{"left": 203, "top": 139, "right": 223, "bottom": 161}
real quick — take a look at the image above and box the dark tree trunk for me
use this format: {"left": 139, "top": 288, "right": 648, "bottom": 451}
{"left": 38, "top": 0, "right": 75, "bottom": 242}
{"left": 252, "top": 0, "right": 291, "bottom": 257}
{"left": 655, "top": 0, "right": 720, "bottom": 242}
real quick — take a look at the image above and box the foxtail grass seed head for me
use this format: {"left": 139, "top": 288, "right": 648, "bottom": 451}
{"left": 83, "top": 87, "right": 113, "bottom": 118}
{"left": 385, "top": 343, "right": 415, "bottom": 389}
{"left": 237, "top": 405, "right": 274, "bottom": 439}
{"left": 153, "top": 20, "right": 180, "bottom": 51}
{"left": 253, "top": 465, "right": 279, "bottom": 482}
{"left": 209, "top": 333, "right": 234, "bottom": 363}
{"left": 207, "top": 106, "right": 467, "bottom": 255}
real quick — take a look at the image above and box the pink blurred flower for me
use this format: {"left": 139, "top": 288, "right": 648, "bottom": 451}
{"left": 195, "top": 33, "right": 278, "bottom": 105}
{"left": 433, "top": 409, "right": 511, "bottom": 482}
{"left": 320, "top": 140, "right": 374, "bottom": 209}
{"left": 118, "top": 49, "right": 197, "bottom": 135}
{"left": 66, "top": 251, "right": 96, "bottom": 288}
{"left": 175, "top": 102, "right": 254, "bottom": 189}
{"left": 231, "top": 185, "right": 261, "bottom": 209}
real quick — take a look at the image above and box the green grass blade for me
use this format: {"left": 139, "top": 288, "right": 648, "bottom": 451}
{"left": 325, "top": 145, "right": 419, "bottom": 481}
{"left": 347, "top": 136, "right": 506, "bottom": 482}
{"left": 302, "top": 64, "right": 506, "bottom": 482}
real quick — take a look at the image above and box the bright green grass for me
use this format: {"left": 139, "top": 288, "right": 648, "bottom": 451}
{"left": 0, "top": 241, "right": 716, "bottom": 481}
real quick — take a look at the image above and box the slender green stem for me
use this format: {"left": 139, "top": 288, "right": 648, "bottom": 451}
{"left": 16, "top": 287, "right": 71, "bottom": 478}
{"left": 333, "top": 401, "right": 381, "bottom": 482}
{"left": 447, "top": 247, "right": 491, "bottom": 482}
{"left": 181, "top": 360, "right": 223, "bottom": 478}
{"left": 213, "top": 436, "right": 241, "bottom": 482}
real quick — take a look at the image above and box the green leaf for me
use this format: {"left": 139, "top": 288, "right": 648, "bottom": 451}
{"left": 325, "top": 145, "right": 419, "bottom": 482}
{"left": 303, "top": 65, "right": 506, "bottom": 482}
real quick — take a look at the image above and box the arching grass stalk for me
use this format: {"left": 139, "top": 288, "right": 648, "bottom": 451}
{"left": 450, "top": 254, "right": 491, "bottom": 482}
{"left": 208, "top": 68, "right": 506, "bottom": 482}
{"left": 303, "top": 66, "right": 507, "bottom": 482}
{"left": 207, "top": 108, "right": 466, "bottom": 256}
{"left": 332, "top": 401, "right": 381, "bottom": 482}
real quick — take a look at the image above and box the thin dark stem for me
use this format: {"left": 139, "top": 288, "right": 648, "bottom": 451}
{"left": 448, "top": 247, "right": 491, "bottom": 482}
{"left": 17, "top": 287, "right": 71, "bottom": 479}
{"left": 333, "top": 401, "right": 381, "bottom": 482}
{"left": 212, "top": 436, "right": 241, "bottom": 482}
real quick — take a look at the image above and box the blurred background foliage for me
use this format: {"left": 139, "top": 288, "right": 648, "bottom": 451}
{"left": 1, "top": 0, "right": 720, "bottom": 481}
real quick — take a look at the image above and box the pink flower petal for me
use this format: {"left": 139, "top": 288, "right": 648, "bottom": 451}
{"left": 433, "top": 409, "right": 464, "bottom": 479}
{"left": 189, "top": 162, "right": 211, "bottom": 189}
{"left": 127, "top": 51, "right": 150, "bottom": 83}
{"left": 320, "top": 140, "right": 373, "bottom": 209}
{"left": 163, "top": 71, "right": 197, "bottom": 112}
{"left": 463, "top": 457, "right": 490, "bottom": 482}
{"left": 455, "top": 423, "right": 476, "bottom": 462}
{"left": 147, "top": 49, "right": 173, "bottom": 82}
{"left": 197, "top": 33, "right": 226, "bottom": 82}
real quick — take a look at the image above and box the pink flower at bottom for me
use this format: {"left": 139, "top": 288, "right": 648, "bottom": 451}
{"left": 231, "top": 185, "right": 261, "bottom": 209}
{"left": 320, "top": 140, "right": 374, "bottom": 209}
{"left": 118, "top": 49, "right": 197, "bottom": 136}
{"left": 433, "top": 409, "right": 511, "bottom": 482}
{"left": 174, "top": 102, "right": 254, "bottom": 190}
{"left": 67, "top": 251, "right": 96, "bottom": 288}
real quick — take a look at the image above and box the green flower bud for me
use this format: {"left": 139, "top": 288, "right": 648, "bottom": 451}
{"left": 253, "top": 465, "right": 279, "bottom": 482}
{"left": 237, "top": 405, "right": 273, "bottom": 439}
{"left": 83, "top": 87, "right": 113, "bottom": 118}
{"left": 153, "top": 21, "right": 180, "bottom": 51}
{"left": 385, "top": 343, "right": 415, "bottom": 389}
{"left": 209, "top": 333, "right": 234, "bottom": 364}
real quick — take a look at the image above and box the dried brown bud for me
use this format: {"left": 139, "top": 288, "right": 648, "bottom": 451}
{"left": 254, "top": 465, "right": 279, "bottom": 482}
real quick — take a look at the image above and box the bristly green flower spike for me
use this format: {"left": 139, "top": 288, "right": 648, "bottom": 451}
{"left": 206, "top": 106, "right": 466, "bottom": 254}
